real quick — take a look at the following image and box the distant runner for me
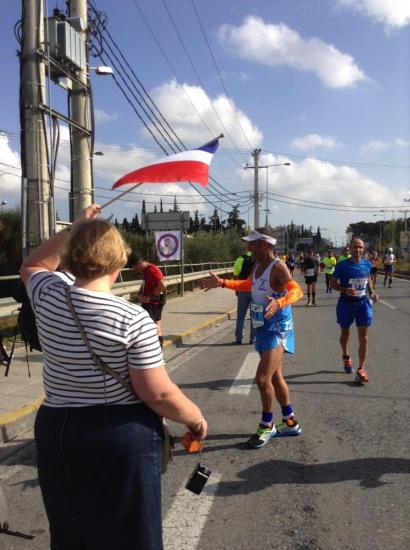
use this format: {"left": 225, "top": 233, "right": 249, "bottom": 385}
{"left": 202, "top": 228, "right": 304, "bottom": 448}
{"left": 286, "top": 253, "right": 296, "bottom": 278}
{"left": 382, "top": 248, "right": 396, "bottom": 288}
{"left": 322, "top": 250, "right": 336, "bottom": 293}
{"left": 369, "top": 251, "right": 379, "bottom": 287}
{"left": 331, "top": 237, "right": 378, "bottom": 384}
{"left": 302, "top": 250, "right": 319, "bottom": 306}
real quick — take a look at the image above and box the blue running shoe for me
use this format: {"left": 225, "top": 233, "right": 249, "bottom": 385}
{"left": 276, "top": 418, "right": 302, "bottom": 437}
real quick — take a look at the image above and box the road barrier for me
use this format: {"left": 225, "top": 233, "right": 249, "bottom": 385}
{"left": 0, "top": 262, "right": 233, "bottom": 320}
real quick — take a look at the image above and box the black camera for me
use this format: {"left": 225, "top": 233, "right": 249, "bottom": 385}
{"left": 185, "top": 463, "right": 212, "bottom": 495}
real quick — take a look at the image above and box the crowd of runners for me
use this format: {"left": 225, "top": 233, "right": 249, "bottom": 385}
{"left": 202, "top": 233, "right": 399, "bottom": 448}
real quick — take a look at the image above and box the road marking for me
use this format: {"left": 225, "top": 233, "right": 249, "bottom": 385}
{"left": 163, "top": 472, "right": 221, "bottom": 550}
{"left": 378, "top": 299, "right": 397, "bottom": 310}
{"left": 228, "top": 350, "right": 258, "bottom": 395}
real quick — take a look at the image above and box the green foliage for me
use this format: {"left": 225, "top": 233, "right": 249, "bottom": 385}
{"left": 0, "top": 209, "right": 22, "bottom": 275}
{"left": 184, "top": 228, "right": 245, "bottom": 263}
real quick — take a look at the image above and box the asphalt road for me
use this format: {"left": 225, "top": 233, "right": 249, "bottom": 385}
{"left": 1, "top": 275, "right": 409, "bottom": 550}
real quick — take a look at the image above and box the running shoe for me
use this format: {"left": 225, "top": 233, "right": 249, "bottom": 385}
{"left": 275, "top": 417, "right": 302, "bottom": 437}
{"left": 312, "top": 300, "right": 317, "bottom": 306}
{"left": 306, "top": 299, "right": 312, "bottom": 307}
{"left": 247, "top": 423, "right": 277, "bottom": 448}
{"left": 343, "top": 358, "right": 353, "bottom": 374}
{"left": 355, "top": 368, "right": 369, "bottom": 384}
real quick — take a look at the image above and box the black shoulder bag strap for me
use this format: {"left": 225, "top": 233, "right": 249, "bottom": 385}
{"left": 65, "top": 286, "right": 173, "bottom": 472}
{"left": 64, "top": 286, "right": 137, "bottom": 397}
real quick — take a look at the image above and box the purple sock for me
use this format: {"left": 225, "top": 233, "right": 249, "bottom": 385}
{"left": 261, "top": 411, "right": 273, "bottom": 426}
{"left": 281, "top": 404, "right": 294, "bottom": 419}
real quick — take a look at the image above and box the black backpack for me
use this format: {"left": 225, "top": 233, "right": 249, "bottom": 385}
{"left": 238, "top": 254, "right": 254, "bottom": 280}
{"left": 12, "top": 282, "right": 42, "bottom": 352}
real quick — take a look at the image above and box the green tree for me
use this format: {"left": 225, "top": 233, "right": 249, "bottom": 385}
{"left": 226, "top": 205, "right": 245, "bottom": 232}
{"left": 209, "top": 208, "right": 221, "bottom": 232}
{"left": 0, "top": 209, "right": 22, "bottom": 276}
{"left": 122, "top": 218, "right": 130, "bottom": 232}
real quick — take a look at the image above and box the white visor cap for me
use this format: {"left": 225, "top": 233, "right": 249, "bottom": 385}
{"left": 242, "top": 230, "right": 277, "bottom": 246}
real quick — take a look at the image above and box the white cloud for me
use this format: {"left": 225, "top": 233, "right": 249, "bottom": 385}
{"left": 395, "top": 138, "right": 410, "bottom": 147}
{"left": 361, "top": 138, "right": 410, "bottom": 152}
{"left": 218, "top": 16, "right": 366, "bottom": 88}
{"left": 291, "top": 134, "right": 343, "bottom": 150}
{"left": 0, "top": 133, "right": 22, "bottom": 208}
{"left": 361, "top": 140, "right": 389, "bottom": 152}
{"left": 237, "top": 151, "right": 406, "bottom": 237}
{"left": 338, "top": 0, "right": 410, "bottom": 30}
{"left": 146, "top": 79, "right": 262, "bottom": 149}
{"left": 94, "top": 109, "right": 118, "bottom": 123}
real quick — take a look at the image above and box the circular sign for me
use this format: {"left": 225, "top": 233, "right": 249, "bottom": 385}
{"left": 158, "top": 233, "right": 179, "bottom": 259}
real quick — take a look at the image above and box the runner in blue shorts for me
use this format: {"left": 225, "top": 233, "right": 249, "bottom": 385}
{"left": 331, "top": 237, "right": 378, "bottom": 383}
{"left": 202, "top": 228, "right": 304, "bottom": 448}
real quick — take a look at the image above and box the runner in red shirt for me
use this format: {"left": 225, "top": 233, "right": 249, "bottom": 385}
{"left": 129, "top": 253, "right": 167, "bottom": 346}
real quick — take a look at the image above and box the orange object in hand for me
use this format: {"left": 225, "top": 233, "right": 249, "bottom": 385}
{"left": 180, "top": 432, "right": 202, "bottom": 453}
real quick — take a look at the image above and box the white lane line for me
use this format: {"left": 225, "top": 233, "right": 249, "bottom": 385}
{"left": 378, "top": 299, "right": 397, "bottom": 310}
{"left": 228, "top": 350, "right": 259, "bottom": 395}
{"left": 163, "top": 472, "right": 222, "bottom": 550}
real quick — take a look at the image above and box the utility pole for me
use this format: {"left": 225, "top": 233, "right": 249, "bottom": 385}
{"left": 252, "top": 148, "right": 261, "bottom": 228}
{"left": 20, "top": 0, "right": 51, "bottom": 255}
{"left": 68, "top": 0, "right": 93, "bottom": 220}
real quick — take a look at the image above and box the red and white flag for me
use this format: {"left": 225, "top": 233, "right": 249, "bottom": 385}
{"left": 112, "top": 137, "right": 221, "bottom": 190}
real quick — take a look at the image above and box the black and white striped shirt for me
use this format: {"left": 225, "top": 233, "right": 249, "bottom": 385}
{"left": 27, "top": 271, "right": 164, "bottom": 407}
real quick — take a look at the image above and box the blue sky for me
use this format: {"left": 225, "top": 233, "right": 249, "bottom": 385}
{"left": 1, "top": 0, "right": 409, "bottom": 245}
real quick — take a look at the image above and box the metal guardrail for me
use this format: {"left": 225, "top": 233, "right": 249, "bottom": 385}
{"left": 0, "top": 263, "right": 234, "bottom": 320}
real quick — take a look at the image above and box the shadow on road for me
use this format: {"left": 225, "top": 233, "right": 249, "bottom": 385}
{"left": 216, "top": 457, "right": 410, "bottom": 494}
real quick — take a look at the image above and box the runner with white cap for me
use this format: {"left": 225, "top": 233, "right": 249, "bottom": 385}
{"left": 382, "top": 248, "right": 396, "bottom": 288}
{"left": 201, "top": 227, "right": 304, "bottom": 448}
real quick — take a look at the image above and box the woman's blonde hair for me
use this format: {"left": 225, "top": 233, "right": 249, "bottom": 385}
{"left": 60, "top": 219, "right": 131, "bottom": 279}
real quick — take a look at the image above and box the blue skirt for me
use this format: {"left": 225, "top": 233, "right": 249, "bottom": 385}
{"left": 35, "top": 403, "right": 163, "bottom": 550}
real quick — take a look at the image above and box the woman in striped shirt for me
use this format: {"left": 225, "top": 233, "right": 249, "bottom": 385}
{"left": 21, "top": 204, "right": 208, "bottom": 550}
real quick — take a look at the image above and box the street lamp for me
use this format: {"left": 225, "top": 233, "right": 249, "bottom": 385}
{"left": 380, "top": 209, "right": 396, "bottom": 246}
{"left": 399, "top": 203, "right": 409, "bottom": 261}
{"left": 373, "top": 214, "right": 385, "bottom": 251}
{"left": 89, "top": 66, "right": 114, "bottom": 76}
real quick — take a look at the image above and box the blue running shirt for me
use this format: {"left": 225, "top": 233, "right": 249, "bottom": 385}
{"left": 333, "top": 258, "right": 372, "bottom": 300}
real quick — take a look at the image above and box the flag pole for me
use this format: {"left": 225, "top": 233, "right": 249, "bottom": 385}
{"left": 100, "top": 183, "right": 143, "bottom": 210}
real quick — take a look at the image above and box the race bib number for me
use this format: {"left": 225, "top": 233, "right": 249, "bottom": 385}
{"left": 348, "top": 278, "right": 367, "bottom": 297}
{"left": 305, "top": 268, "right": 315, "bottom": 277}
{"left": 250, "top": 303, "right": 264, "bottom": 328}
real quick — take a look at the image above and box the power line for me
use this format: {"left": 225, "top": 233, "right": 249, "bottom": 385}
{"left": 190, "top": 0, "right": 255, "bottom": 151}
{"left": 89, "top": 3, "right": 241, "bottom": 213}
{"left": 159, "top": 0, "right": 248, "bottom": 164}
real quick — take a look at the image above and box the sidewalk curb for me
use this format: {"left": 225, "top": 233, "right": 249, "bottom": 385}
{"left": 162, "top": 306, "right": 236, "bottom": 348}
{"left": 0, "top": 396, "right": 44, "bottom": 444}
{"left": 0, "top": 306, "right": 236, "bottom": 444}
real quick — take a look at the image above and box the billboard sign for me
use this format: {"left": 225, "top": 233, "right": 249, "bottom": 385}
{"left": 141, "top": 211, "right": 190, "bottom": 231}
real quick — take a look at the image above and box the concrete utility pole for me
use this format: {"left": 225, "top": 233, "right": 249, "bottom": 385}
{"left": 20, "top": 0, "right": 51, "bottom": 255}
{"left": 252, "top": 148, "right": 261, "bottom": 229}
{"left": 68, "top": 0, "right": 93, "bottom": 220}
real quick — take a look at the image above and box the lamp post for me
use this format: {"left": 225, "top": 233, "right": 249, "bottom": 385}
{"left": 373, "top": 214, "right": 385, "bottom": 251}
{"left": 244, "top": 161, "right": 291, "bottom": 228}
{"left": 399, "top": 203, "right": 409, "bottom": 261}
{"left": 380, "top": 209, "right": 396, "bottom": 247}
